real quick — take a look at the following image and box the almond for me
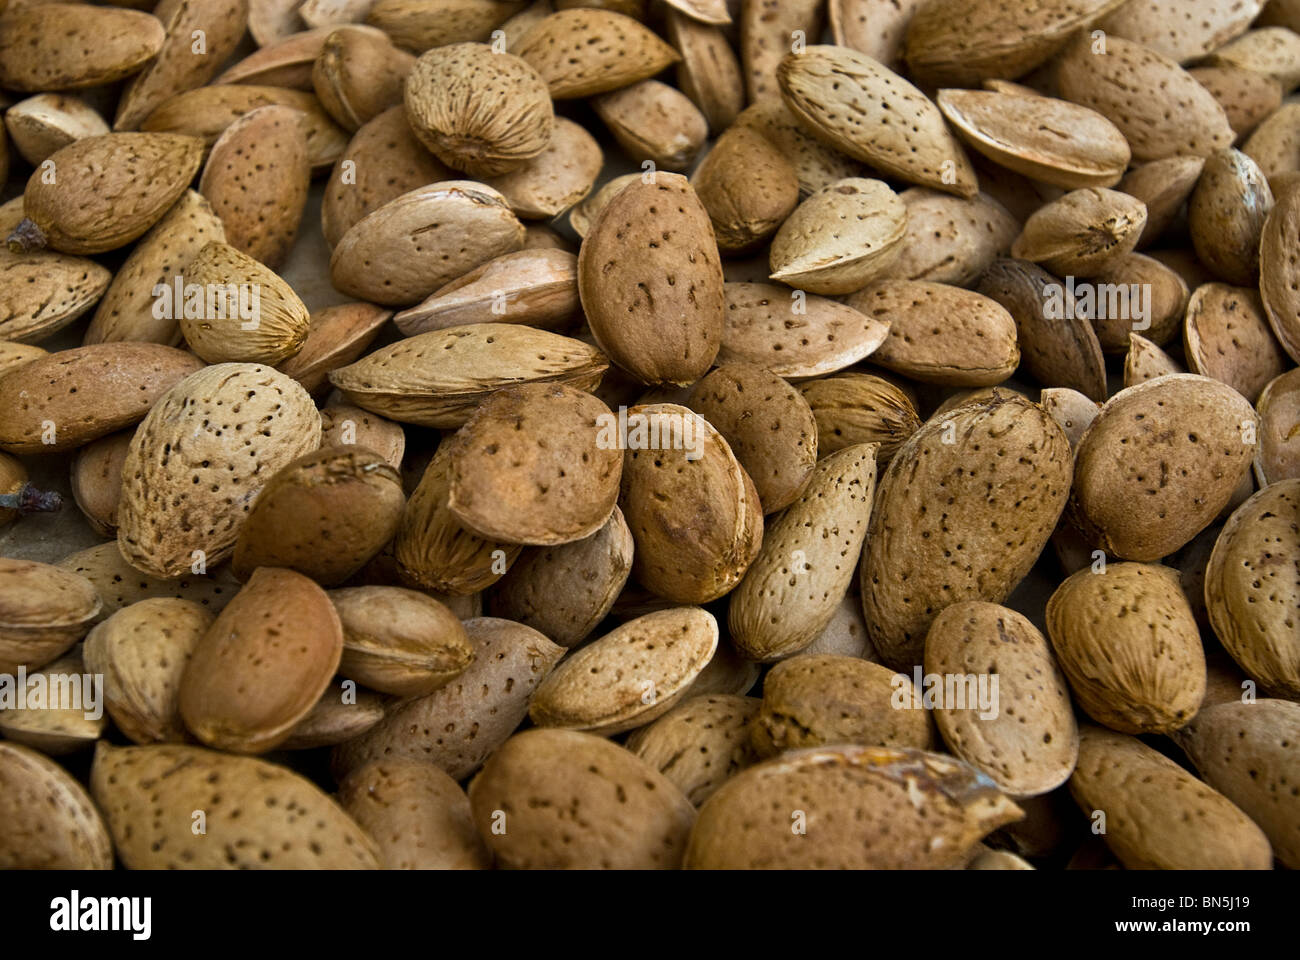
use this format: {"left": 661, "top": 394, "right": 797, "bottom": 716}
{"left": 798, "top": 372, "right": 920, "bottom": 462}
{"left": 314, "top": 24, "right": 415, "bottom": 131}
{"left": 330, "top": 585, "right": 474, "bottom": 696}
{"left": 1120, "top": 157, "right": 1206, "bottom": 248}
{"left": 729, "top": 445, "right": 875, "bottom": 661}
{"left": 278, "top": 302, "right": 392, "bottom": 395}
{"left": 1254, "top": 368, "right": 1300, "bottom": 486}
{"left": 57, "top": 542, "right": 241, "bottom": 619}
{"left": 530, "top": 606, "right": 718, "bottom": 734}
{"left": 777, "top": 46, "right": 976, "bottom": 198}
{"left": 1189, "top": 64, "right": 1283, "bottom": 139}
{"left": 1011, "top": 187, "right": 1147, "bottom": 277}
{"left": 739, "top": 0, "right": 822, "bottom": 102}
{"left": 0, "top": 650, "right": 106, "bottom": 754}
{"left": 691, "top": 126, "right": 798, "bottom": 255}
{"left": 0, "top": 558, "right": 101, "bottom": 675}
{"left": 862, "top": 392, "right": 1072, "bottom": 669}
{"left": 366, "top": 0, "right": 527, "bottom": 52}
{"left": 179, "top": 567, "right": 343, "bottom": 753}
{"left": 82, "top": 597, "right": 212, "bottom": 744}
{"left": 484, "top": 116, "right": 602, "bottom": 220}
{"left": 1123, "top": 332, "right": 1181, "bottom": 388}
{"left": 0, "top": 3, "right": 165, "bottom": 92}
{"left": 1068, "top": 375, "right": 1258, "bottom": 561}
{"left": 1188, "top": 148, "right": 1273, "bottom": 286}
{"left": 1184, "top": 283, "right": 1288, "bottom": 402}
{"left": 330, "top": 181, "right": 526, "bottom": 306}
{"left": 0, "top": 741, "right": 113, "bottom": 869}
{"left": 732, "top": 97, "right": 866, "bottom": 198}
{"left": 829, "top": 0, "right": 924, "bottom": 68}
{"left": 332, "top": 616, "right": 564, "bottom": 780}
{"left": 69, "top": 432, "right": 133, "bottom": 537}
{"left": 4, "top": 93, "right": 109, "bottom": 166}
{"left": 91, "top": 742, "right": 380, "bottom": 868}
{"left": 217, "top": 27, "right": 336, "bottom": 89}
{"left": 593, "top": 79, "right": 707, "bottom": 172}
{"left": 578, "top": 173, "right": 724, "bottom": 386}
{"left": 665, "top": 10, "right": 743, "bottom": 135}
{"left": 1205, "top": 480, "right": 1300, "bottom": 699}
{"left": 199, "top": 105, "right": 310, "bottom": 269}
{"left": 886, "top": 188, "right": 1019, "bottom": 286}
{"left": 514, "top": 9, "right": 679, "bottom": 99}
{"left": 1257, "top": 181, "right": 1300, "bottom": 362}
{"left": 625, "top": 694, "right": 759, "bottom": 806}
{"left": 117, "top": 363, "right": 322, "bottom": 578}
{"left": 1099, "top": 0, "right": 1261, "bottom": 63}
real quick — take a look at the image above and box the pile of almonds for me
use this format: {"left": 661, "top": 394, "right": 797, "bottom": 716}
{"left": 0, "top": 0, "right": 1298, "bottom": 872}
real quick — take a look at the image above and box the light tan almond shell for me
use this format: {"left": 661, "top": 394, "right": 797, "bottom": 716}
{"left": 16, "top": 132, "right": 205, "bottom": 255}
{"left": 578, "top": 173, "right": 724, "bottom": 386}
{"left": 684, "top": 744, "right": 1023, "bottom": 869}
{"left": 689, "top": 363, "right": 818, "bottom": 514}
{"left": 4, "top": 93, "right": 109, "bottom": 166}
{"left": 799, "top": 372, "right": 920, "bottom": 462}
{"left": 776, "top": 46, "right": 976, "bottom": 198}
{"left": 1175, "top": 699, "right": 1300, "bottom": 869}
{"left": 140, "top": 85, "right": 348, "bottom": 170}
{"left": 250, "top": 0, "right": 306, "bottom": 45}
{"left": 91, "top": 741, "right": 380, "bottom": 868}
{"left": 0, "top": 3, "right": 165, "bottom": 92}
{"left": 691, "top": 126, "right": 798, "bottom": 255}
{"left": 84, "top": 190, "right": 227, "bottom": 346}
{"left": 1068, "top": 375, "right": 1258, "bottom": 562}
{"left": 0, "top": 650, "right": 107, "bottom": 754}
{"left": 1188, "top": 148, "right": 1273, "bottom": 287}
{"left": 665, "top": 10, "right": 743, "bottom": 135}
{"left": 365, "top": 0, "right": 527, "bottom": 52}
{"left": 829, "top": 0, "right": 925, "bottom": 68}
{"left": 719, "top": 282, "right": 890, "bottom": 379}
{"left": 1086, "top": 251, "right": 1190, "bottom": 351}
{"left": 514, "top": 9, "right": 679, "bottom": 99}
{"left": 1055, "top": 33, "right": 1235, "bottom": 163}
{"left": 57, "top": 542, "right": 240, "bottom": 619}
{"left": 0, "top": 341, "right": 44, "bottom": 378}
{"left": 739, "top": 0, "right": 823, "bottom": 102}
{"left": 926, "top": 602, "right": 1078, "bottom": 797}
{"left": 567, "top": 171, "right": 638, "bottom": 238}
{"left": 1258, "top": 182, "right": 1300, "bottom": 363}
{"left": 0, "top": 740, "right": 113, "bottom": 869}
{"left": 732, "top": 98, "right": 866, "bottom": 199}
{"left": 1254, "top": 368, "right": 1300, "bottom": 485}
{"left": 1244, "top": 101, "right": 1300, "bottom": 184}
{"left": 278, "top": 302, "right": 392, "bottom": 394}
{"left": 1189, "top": 65, "right": 1283, "bottom": 139}
{"left": 403, "top": 42, "right": 551, "bottom": 177}
{"left": 593, "top": 79, "right": 707, "bottom": 173}
{"left": 1205, "top": 480, "right": 1300, "bottom": 699}
{"left": 199, "top": 105, "right": 310, "bottom": 269}
{"left": 468, "top": 727, "right": 695, "bottom": 868}
{"left": 937, "top": 89, "right": 1130, "bottom": 189}
{"left": 445, "top": 382, "right": 621, "bottom": 546}
{"left": 70, "top": 430, "right": 132, "bottom": 537}
{"left": 1123, "top": 332, "right": 1182, "bottom": 388}
{"left": 117, "top": 363, "right": 322, "bottom": 579}
{"left": 0, "top": 558, "right": 101, "bottom": 676}
{"left": 487, "top": 506, "right": 633, "bottom": 647}
{"left": 977, "top": 258, "right": 1107, "bottom": 402}
{"left": 530, "top": 606, "right": 718, "bottom": 735}
{"left": 330, "top": 585, "right": 474, "bottom": 696}
{"left": 681, "top": 636, "right": 760, "bottom": 699}
{"left": 231, "top": 445, "right": 405, "bottom": 585}
{"left": 114, "top": 0, "right": 250, "bottom": 131}
{"left": 338, "top": 758, "right": 490, "bottom": 869}
{"left": 885, "top": 188, "right": 1020, "bottom": 286}
{"left": 392, "top": 441, "right": 522, "bottom": 595}
{"left": 217, "top": 27, "right": 336, "bottom": 89}
{"left": 768, "top": 178, "right": 906, "bottom": 295}
{"left": 902, "top": 0, "right": 1125, "bottom": 87}
{"left": 313, "top": 24, "right": 414, "bottom": 132}
{"left": 320, "top": 403, "right": 405, "bottom": 469}
{"left": 0, "top": 343, "right": 203, "bottom": 454}
{"left": 278, "top": 681, "right": 387, "bottom": 749}
{"left": 0, "top": 245, "right": 108, "bottom": 343}
{"left": 625, "top": 694, "right": 759, "bottom": 806}
{"left": 329, "top": 323, "right": 606, "bottom": 428}
{"left": 178, "top": 241, "right": 310, "bottom": 364}
{"left": 484, "top": 116, "right": 602, "bottom": 220}
{"left": 331, "top": 617, "right": 565, "bottom": 781}
{"left": 330, "top": 181, "right": 525, "bottom": 307}
{"left": 1099, "top": 0, "right": 1261, "bottom": 64}
{"left": 729, "top": 445, "right": 875, "bottom": 662}
{"left": 179, "top": 567, "right": 342, "bottom": 754}
{"left": 82, "top": 597, "right": 212, "bottom": 744}
{"left": 1207, "top": 26, "right": 1300, "bottom": 90}
{"left": 847, "top": 281, "right": 1019, "bottom": 387}
{"left": 1010, "top": 187, "right": 1147, "bottom": 277}
{"left": 619, "top": 403, "right": 763, "bottom": 605}
{"left": 1119, "top": 156, "right": 1206, "bottom": 248}
{"left": 1184, "top": 283, "right": 1288, "bottom": 402}
{"left": 1046, "top": 563, "right": 1206, "bottom": 734}
{"left": 752, "top": 655, "right": 930, "bottom": 760}
{"left": 1067, "top": 725, "right": 1271, "bottom": 870}
{"left": 861, "top": 392, "right": 1072, "bottom": 669}
{"left": 662, "top": 0, "right": 727, "bottom": 24}
{"left": 321, "top": 105, "right": 451, "bottom": 249}
{"left": 394, "top": 249, "right": 577, "bottom": 336}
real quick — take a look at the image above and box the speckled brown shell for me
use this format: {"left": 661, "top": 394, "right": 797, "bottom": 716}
{"left": 626, "top": 694, "right": 761, "bottom": 806}
{"left": 0, "top": 557, "right": 102, "bottom": 675}
{"left": 0, "top": 741, "right": 113, "bottom": 869}
{"left": 514, "top": 9, "right": 680, "bottom": 99}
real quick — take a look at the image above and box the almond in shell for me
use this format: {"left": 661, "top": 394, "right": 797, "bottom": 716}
{"left": 885, "top": 188, "right": 1019, "bottom": 286}
{"left": 514, "top": 9, "right": 679, "bottom": 99}
{"left": 0, "top": 741, "right": 113, "bottom": 869}
{"left": 4, "top": 93, "right": 110, "bottom": 166}
{"left": 665, "top": 10, "right": 743, "bottom": 135}
{"left": 1254, "top": 368, "right": 1300, "bottom": 485}
{"left": 70, "top": 431, "right": 132, "bottom": 536}
{"left": 593, "top": 79, "right": 708, "bottom": 172}
{"left": 625, "top": 694, "right": 760, "bottom": 806}
{"left": 0, "top": 558, "right": 101, "bottom": 675}
{"left": 1010, "top": 187, "right": 1147, "bottom": 277}
{"left": 739, "top": 0, "right": 823, "bottom": 102}
{"left": 484, "top": 116, "right": 602, "bottom": 220}
{"left": 798, "top": 372, "right": 920, "bottom": 462}
{"left": 277, "top": 302, "right": 393, "bottom": 395}
{"left": 691, "top": 126, "right": 798, "bottom": 255}
{"left": 0, "top": 3, "right": 165, "bottom": 92}
{"left": 1183, "top": 283, "right": 1288, "bottom": 402}
{"left": 1257, "top": 181, "right": 1300, "bottom": 362}
{"left": 313, "top": 24, "right": 415, "bottom": 131}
